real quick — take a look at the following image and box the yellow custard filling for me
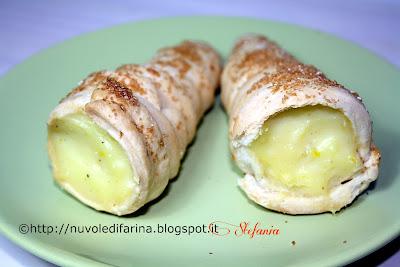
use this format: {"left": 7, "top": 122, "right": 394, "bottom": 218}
{"left": 249, "top": 105, "right": 362, "bottom": 196}
{"left": 48, "top": 112, "right": 134, "bottom": 210}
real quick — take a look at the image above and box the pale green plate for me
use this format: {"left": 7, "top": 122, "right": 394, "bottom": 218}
{"left": 0, "top": 17, "right": 399, "bottom": 267}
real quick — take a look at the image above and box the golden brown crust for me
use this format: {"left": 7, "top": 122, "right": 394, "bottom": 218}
{"left": 49, "top": 40, "right": 221, "bottom": 215}
{"left": 222, "top": 34, "right": 380, "bottom": 215}
{"left": 171, "top": 41, "right": 202, "bottom": 63}
{"left": 229, "top": 36, "right": 344, "bottom": 99}
{"left": 101, "top": 77, "right": 140, "bottom": 105}
{"left": 63, "top": 71, "right": 109, "bottom": 101}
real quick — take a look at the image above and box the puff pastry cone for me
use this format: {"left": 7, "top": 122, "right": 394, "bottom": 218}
{"left": 48, "top": 41, "right": 221, "bottom": 215}
{"left": 221, "top": 34, "right": 380, "bottom": 214}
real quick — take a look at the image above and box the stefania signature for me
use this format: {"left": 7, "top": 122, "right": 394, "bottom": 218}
{"left": 208, "top": 221, "right": 280, "bottom": 238}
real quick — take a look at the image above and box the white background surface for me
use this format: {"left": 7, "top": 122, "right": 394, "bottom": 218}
{"left": 0, "top": 0, "right": 399, "bottom": 266}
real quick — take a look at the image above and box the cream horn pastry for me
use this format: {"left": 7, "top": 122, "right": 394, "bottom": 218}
{"left": 221, "top": 34, "right": 380, "bottom": 214}
{"left": 48, "top": 41, "right": 221, "bottom": 215}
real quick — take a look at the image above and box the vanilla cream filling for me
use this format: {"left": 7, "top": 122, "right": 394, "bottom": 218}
{"left": 48, "top": 112, "right": 134, "bottom": 210}
{"left": 249, "top": 105, "right": 362, "bottom": 196}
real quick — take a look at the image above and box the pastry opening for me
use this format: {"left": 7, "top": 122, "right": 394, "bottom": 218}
{"left": 248, "top": 105, "right": 362, "bottom": 196}
{"left": 48, "top": 111, "right": 135, "bottom": 211}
